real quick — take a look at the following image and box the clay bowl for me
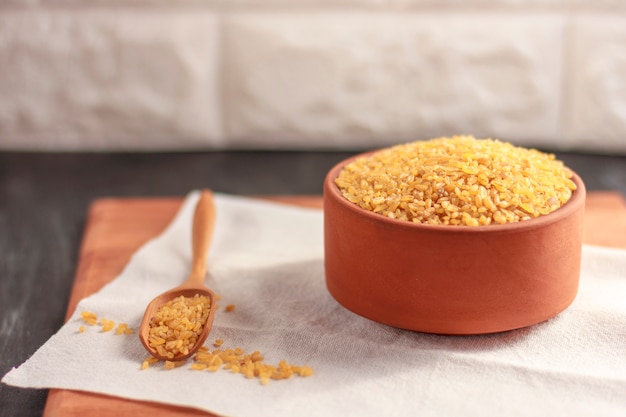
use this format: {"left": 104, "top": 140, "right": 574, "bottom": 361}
{"left": 323, "top": 153, "right": 586, "bottom": 335}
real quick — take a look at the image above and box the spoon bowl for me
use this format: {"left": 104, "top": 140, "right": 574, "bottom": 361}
{"left": 139, "top": 190, "right": 217, "bottom": 361}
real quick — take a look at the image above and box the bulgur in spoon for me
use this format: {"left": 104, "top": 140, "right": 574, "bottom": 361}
{"left": 138, "top": 190, "right": 218, "bottom": 361}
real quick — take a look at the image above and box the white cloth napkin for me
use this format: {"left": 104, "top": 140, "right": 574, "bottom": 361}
{"left": 3, "top": 191, "right": 626, "bottom": 417}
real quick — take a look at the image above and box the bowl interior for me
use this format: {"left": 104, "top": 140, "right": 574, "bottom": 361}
{"left": 325, "top": 152, "right": 586, "bottom": 233}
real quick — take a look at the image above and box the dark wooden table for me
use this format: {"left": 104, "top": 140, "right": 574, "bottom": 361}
{"left": 1, "top": 150, "right": 626, "bottom": 417}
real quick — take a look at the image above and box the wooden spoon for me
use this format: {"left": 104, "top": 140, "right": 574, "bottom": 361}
{"left": 138, "top": 190, "right": 218, "bottom": 361}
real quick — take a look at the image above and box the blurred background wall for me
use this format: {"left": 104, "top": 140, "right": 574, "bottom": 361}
{"left": 0, "top": 1, "right": 625, "bottom": 153}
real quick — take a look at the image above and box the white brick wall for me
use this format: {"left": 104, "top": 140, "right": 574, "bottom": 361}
{"left": 0, "top": 10, "right": 222, "bottom": 151}
{"left": 0, "top": 3, "right": 625, "bottom": 153}
{"left": 565, "top": 16, "right": 626, "bottom": 153}
{"left": 223, "top": 13, "right": 564, "bottom": 149}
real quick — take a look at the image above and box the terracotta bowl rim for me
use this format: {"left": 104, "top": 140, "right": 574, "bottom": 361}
{"left": 324, "top": 151, "right": 586, "bottom": 234}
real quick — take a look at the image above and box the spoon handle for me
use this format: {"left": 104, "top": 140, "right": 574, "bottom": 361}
{"left": 188, "top": 190, "right": 216, "bottom": 286}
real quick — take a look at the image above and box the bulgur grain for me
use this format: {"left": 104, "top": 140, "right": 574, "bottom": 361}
{"left": 100, "top": 318, "right": 115, "bottom": 332}
{"left": 298, "top": 366, "right": 315, "bottom": 377}
{"left": 78, "top": 311, "right": 137, "bottom": 335}
{"left": 141, "top": 357, "right": 159, "bottom": 370}
{"left": 335, "top": 135, "right": 577, "bottom": 226}
{"left": 80, "top": 311, "right": 98, "bottom": 326}
{"left": 191, "top": 346, "right": 313, "bottom": 384}
{"left": 148, "top": 294, "right": 211, "bottom": 359}
{"left": 115, "top": 323, "right": 134, "bottom": 335}
{"left": 164, "top": 360, "right": 186, "bottom": 370}
{"left": 191, "top": 363, "right": 207, "bottom": 371}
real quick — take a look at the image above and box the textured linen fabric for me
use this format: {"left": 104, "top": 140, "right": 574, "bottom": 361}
{"left": 3, "top": 191, "right": 626, "bottom": 417}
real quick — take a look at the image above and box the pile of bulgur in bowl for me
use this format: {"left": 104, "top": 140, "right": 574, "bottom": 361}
{"left": 323, "top": 135, "right": 586, "bottom": 335}
{"left": 334, "top": 135, "right": 577, "bottom": 227}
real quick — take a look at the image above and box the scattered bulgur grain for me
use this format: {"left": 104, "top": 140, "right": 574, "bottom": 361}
{"left": 335, "top": 135, "right": 577, "bottom": 226}
{"left": 298, "top": 366, "right": 315, "bottom": 377}
{"left": 213, "top": 339, "right": 224, "bottom": 347}
{"left": 80, "top": 311, "right": 98, "bottom": 326}
{"left": 148, "top": 294, "right": 211, "bottom": 359}
{"left": 139, "top": 342, "right": 313, "bottom": 383}
{"left": 164, "top": 360, "right": 186, "bottom": 370}
{"left": 141, "top": 357, "right": 159, "bottom": 370}
{"left": 224, "top": 304, "right": 236, "bottom": 313}
{"left": 100, "top": 318, "right": 115, "bottom": 332}
{"left": 191, "top": 346, "right": 313, "bottom": 384}
{"left": 115, "top": 323, "right": 134, "bottom": 335}
{"left": 78, "top": 311, "right": 136, "bottom": 335}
